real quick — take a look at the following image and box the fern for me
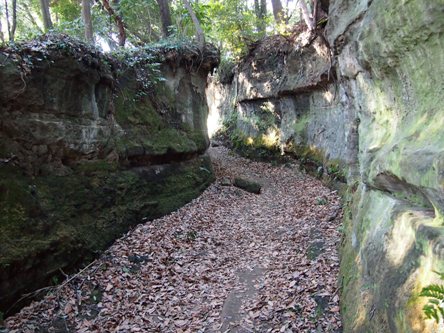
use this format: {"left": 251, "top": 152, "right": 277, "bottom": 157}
{"left": 420, "top": 272, "right": 444, "bottom": 323}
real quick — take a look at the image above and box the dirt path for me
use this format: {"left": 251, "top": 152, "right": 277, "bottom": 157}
{"left": 5, "top": 147, "right": 342, "bottom": 333}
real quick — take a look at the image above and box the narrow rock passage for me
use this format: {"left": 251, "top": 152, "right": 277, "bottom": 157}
{"left": 5, "top": 147, "right": 342, "bottom": 333}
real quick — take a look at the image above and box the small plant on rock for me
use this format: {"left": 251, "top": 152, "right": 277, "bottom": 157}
{"left": 420, "top": 271, "right": 444, "bottom": 323}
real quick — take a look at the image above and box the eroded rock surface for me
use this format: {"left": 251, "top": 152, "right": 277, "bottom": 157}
{"left": 328, "top": 1, "right": 444, "bottom": 332}
{"left": 0, "top": 36, "right": 218, "bottom": 314}
{"left": 207, "top": 33, "right": 358, "bottom": 179}
{"left": 207, "top": 1, "right": 444, "bottom": 332}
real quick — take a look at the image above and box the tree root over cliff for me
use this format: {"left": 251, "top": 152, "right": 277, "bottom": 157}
{"left": 5, "top": 147, "right": 342, "bottom": 332}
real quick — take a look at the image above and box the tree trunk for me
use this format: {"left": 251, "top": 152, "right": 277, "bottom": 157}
{"left": 298, "top": 0, "right": 314, "bottom": 30}
{"left": 156, "top": 0, "right": 173, "bottom": 38}
{"left": 100, "top": 0, "right": 126, "bottom": 46}
{"left": 271, "top": 0, "right": 284, "bottom": 24}
{"left": 10, "top": 0, "right": 16, "bottom": 42}
{"left": 254, "top": 0, "right": 266, "bottom": 34}
{"left": 39, "top": 0, "right": 53, "bottom": 31}
{"left": 0, "top": 7, "right": 4, "bottom": 43}
{"left": 182, "top": 0, "right": 204, "bottom": 50}
{"left": 261, "top": 0, "right": 266, "bottom": 16}
{"left": 82, "top": 0, "right": 94, "bottom": 43}
{"left": 4, "top": 0, "right": 11, "bottom": 41}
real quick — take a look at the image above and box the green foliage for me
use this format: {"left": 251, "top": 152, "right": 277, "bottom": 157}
{"left": 112, "top": 46, "right": 164, "bottom": 96}
{"left": 52, "top": 0, "right": 81, "bottom": 22}
{"left": 420, "top": 271, "right": 444, "bottom": 323}
{"left": 2, "top": 0, "right": 303, "bottom": 59}
{"left": 197, "top": 0, "right": 268, "bottom": 57}
{"left": 51, "top": 275, "right": 59, "bottom": 285}
{"left": 90, "top": 288, "right": 103, "bottom": 304}
{"left": 216, "top": 57, "right": 236, "bottom": 83}
{"left": 0, "top": 34, "right": 111, "bottom": 79}
{"left": 326, "top": 162, "right": 346, "bottom": 182}
{"left": 51, "top": 17, "right": 84, "bottom": 40}
{"left": 221, "top": 111, "right": 239, "bottom": 134}
{"left": 11, "top": 0, "right": 42, "bottom": 41}
{"left": 119, "top": 0, "right": 162, "bottom": 44}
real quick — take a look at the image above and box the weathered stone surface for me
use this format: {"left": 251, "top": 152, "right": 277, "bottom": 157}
{"left": 236, "top": 35, "right": 331, "bottom": 101}
{"left": 0, "top": 36, "right": 218, "bottom": 314}
{"left": 233, "top": 177, "right": 261, "bottom": 194}
{"left": 325, "top": 0, "right": 370, "bottom": 45}
{"left": 0, "top": 51, "right": 115, "bottom": 175}
{"left": 206, "top": 34, "right": 358, "bottom": 178}
{"left": 206, "top": 1, "right": 444, "bottom": 331}
{"left": 206, "top": 78, "right": 237, "bottom": 137}
{"left": 329, "top": 0, "right": 444, "bottom": 332}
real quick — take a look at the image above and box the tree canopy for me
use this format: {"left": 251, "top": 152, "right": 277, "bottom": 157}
{"left": 0, "top": 0, "right": 324, "bottom": 58}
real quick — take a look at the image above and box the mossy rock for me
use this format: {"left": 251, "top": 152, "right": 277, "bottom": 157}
{"left": 0, "top": 36, "right": 217, "bottom": 317}
{"left": 113, "top": 76, "right": 209, "bottom": 159}
{"left": 233, "top": 178, "right": 261, "bottom": 194}
{"left": 307, "top": 240, "right": 325, "bottom": 260}
{"left": 0, "top": 155, "right": 214, "bottom": 315}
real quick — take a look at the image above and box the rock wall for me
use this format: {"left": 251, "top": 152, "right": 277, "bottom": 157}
{"left": 207, "top": 34, "right": 359, "bottom": 178}
{"left": 327, "top": 1, "right": 444, "bottom": 332}
{"left": 0, "top": 36, "right": 218, "bottom": 314}
{"left": 206, "top": 0, "right": 444, "bottom": 331}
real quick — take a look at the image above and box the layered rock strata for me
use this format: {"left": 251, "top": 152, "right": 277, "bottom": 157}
{"left": 0, "top": 36, "right": 218, "bottom": 314}
{"left": 207, "top": 1, "right": 444, "bottom": 331}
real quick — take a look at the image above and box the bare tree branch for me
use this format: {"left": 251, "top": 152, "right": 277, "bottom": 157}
{"left": 99, "top": 0, "right": 126, "bottom": 47}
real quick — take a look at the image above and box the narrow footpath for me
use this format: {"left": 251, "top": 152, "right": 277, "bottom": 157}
{"left": 5, "top": 147, "right": 343, "bottom": 333}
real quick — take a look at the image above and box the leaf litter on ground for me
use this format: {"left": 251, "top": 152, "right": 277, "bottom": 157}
{"left": 5, "top": 146, "right": 342, "bottom": 332}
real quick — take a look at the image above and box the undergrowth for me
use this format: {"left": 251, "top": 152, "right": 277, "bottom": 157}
{"left": 0, "top": 34, "right": 218, "bottom": 99}
{"left": 420, "top": 271, "right": 444, "bottom": 323}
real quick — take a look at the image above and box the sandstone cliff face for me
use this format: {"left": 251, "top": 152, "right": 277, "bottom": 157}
{"left": 0, "top": 36, "right": 218, "bottom": 314}
{"left": 328, "top": 1, "right": 444, "bottom": 332}
{"left": 207, "top": 33, "right": 358, "bottom": 178}
{"left": 206, "top": 1, "right": 444, "bottom": 331}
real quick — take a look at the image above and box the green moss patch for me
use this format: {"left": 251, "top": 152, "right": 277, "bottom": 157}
{"left": 0, "top": 156, "right": 214, "bottom": 314}
{"left": 114, "top": 78, "right": 208, "bottom": 159}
